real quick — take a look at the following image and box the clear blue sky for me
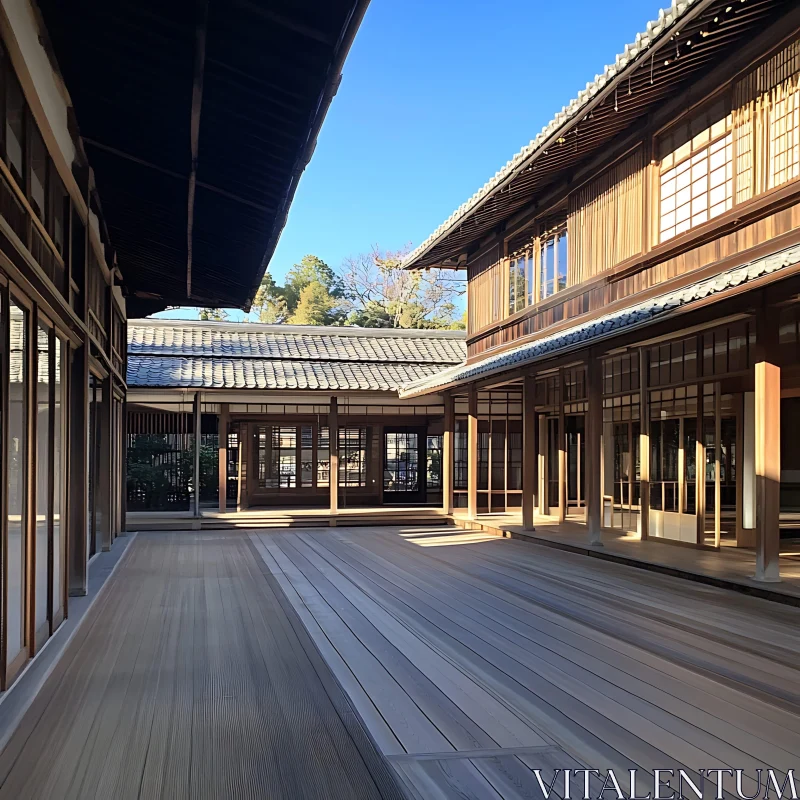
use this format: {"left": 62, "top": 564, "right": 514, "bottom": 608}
{"left": 154, "top": 0, "right": 654, "bottom": 321}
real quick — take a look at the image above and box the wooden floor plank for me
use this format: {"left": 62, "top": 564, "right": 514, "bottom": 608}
{"left": 0, "top": 532, "right": 400, "bottom": 800}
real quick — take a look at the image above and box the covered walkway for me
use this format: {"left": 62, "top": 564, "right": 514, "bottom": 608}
{"left": 0, "top": 533, "right": 402, "bottom": 800}
{"left": 453, "top": 510, "right": 800, "bottom": 602}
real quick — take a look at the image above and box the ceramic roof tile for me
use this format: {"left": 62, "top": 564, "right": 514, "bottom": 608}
{"left": 127, "top": 321, "right": 463, "bottom": 392}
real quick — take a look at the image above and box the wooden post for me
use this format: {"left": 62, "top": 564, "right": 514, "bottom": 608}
{"left": 639, "top": 348, "right": 650, "bottom": 541}
{"left": 696, "top": 382, "right": 706, "bottom": 546}
{"left": 558, "top": 369, "right": 566, "bottom": 523}
{"left": 522, "top": 375, "right": 536, "bottom": 530}
{"left": 754, "top": 303, "right": 780, "bottom": 582}
{"left": 98, "top": 374, "right": 113, "bottom": 551}
{"left": 237, "top": 422, "right": 249, "bottom": 511}
{"left": 467, "top": 386, "right": 478, "bottom": 519}
{"left": 714, "top": 382, "right": 722, "bottom": 548}
{"left": 329, "top": 396, "right": 339, "bottom": 518}
{"left": 442, "top": 393, "right": 454, "bottom": 516}
{"left": 586, "top": 355, "right": 602, "bottom": 546}
{"left": 538, "top": 413, "right": 547, "bottom": 515}
{"left": 218, "top": 404, "right": 229, "bottom": 512}
{"left": 193, "top": 391, "right": 202, "bottom": 518}
{"left": 68, "top": 343, "right": 89, "bottom": 596}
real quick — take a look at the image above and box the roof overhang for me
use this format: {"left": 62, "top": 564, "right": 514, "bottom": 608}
{"left": 37, "top": 0, "right": 369, "bottom": 317}
{"left": 403, "top": 0, "right": 796, "bottom": 272}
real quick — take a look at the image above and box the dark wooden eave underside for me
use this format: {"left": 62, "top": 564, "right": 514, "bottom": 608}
{"left": 37, "top": 0, "right": 368, "bottom": 317}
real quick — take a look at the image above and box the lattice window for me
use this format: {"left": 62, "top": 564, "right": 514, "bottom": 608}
{"left": 659, "top": 105, "right": 732, "bottom": 242}
{"left": 768, "top": 74, "right": 800, "bottom": 189}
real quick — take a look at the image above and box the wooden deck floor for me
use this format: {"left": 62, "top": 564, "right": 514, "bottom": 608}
{"left": 252, "top": 525, "right": 800, "bottom": 799}
{"left": 0, "top": 532, "right": 403, "bottom": 800}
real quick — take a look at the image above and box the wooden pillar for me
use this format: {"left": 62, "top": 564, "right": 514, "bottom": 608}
{"left": 538, "top": 413, "right": 547, "bottom": 515}
{"left": 696, "top": 381, "right": 706, "bottom": 546}
{"left": 639, "top": 348, "right": 650, "bottom": 541}
{"left": 237, "top": 421, "right": 249, "bottom": 511}
{"left": 98, "top": 374, "right": 113, "bottom": 551}
{"left": 754, "top": 303, "right": 781, "bottom": 582}
{"left": 467, "top": 386, "right": 478, "bottom": 519}
{"left": 522, "top": 375, "right": 536, "bottom": 530}
{"left": 329, "top": 396, "right": 339, "bottom": 517}
{"left": 442, "top": 393, "right": 454, "bottom": 516}
{"left": 68, "top": 344, "right": 89, "bottom": 596}
{"left": 586, "top": 355, "right": 602, "bottom": 546}
{"left": 714, "top": 382, "right": 722, "bottom": 548}
{"left": 218, "top": 404, "right": 229, "bottom": 512}
{"left": 558, "top": 369, "right": 566, "bottom": 523}
{"left": 193, "top": 391, "right": 202, "bottom": 517}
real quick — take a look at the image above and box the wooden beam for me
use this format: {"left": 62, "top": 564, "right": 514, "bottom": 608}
{"left": 186, "top": 0, "right": 209, "bottom": 299}
{"left": 467, "top": 386, "right": 478, "bottom": 519}
{"left": 639, "top": 347, "right": 650, "bottom": 541}
{"left": 218, "top": 403, "right": 229, "bottom": 512}
{"left": 329, "top": 397, "right": 339, "bottom": 518}
{"left": 586, "top": 354, "right": 602, "bottom": 545}
{"left": 522, "top": 375, "right": 536, "bottom": 530}
{"left": 442, "top": 393, "right": 454, "bottom": 516}
{"left": 754, "top": 302, "right": 781, "bottom": 582}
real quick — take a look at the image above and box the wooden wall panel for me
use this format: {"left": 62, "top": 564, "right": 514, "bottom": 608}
{"left": 468, "top": 198, "right": 800, "bottom": 358}
{"left": 568, "top": 149, "right": 645, "bottom": 285}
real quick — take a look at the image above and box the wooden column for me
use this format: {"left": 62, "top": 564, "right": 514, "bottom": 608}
{"left": 522, "top": 375, "right": 536, "bottom": 530}
{"left": 714, "top": 383, "right": 722, "bottom": 548}
{"left": 442, "top": 393, "right": 454, "bottom": 516}
{"left": 218, "top": 404, "right": 229, "bottom": 512}
{"left": 696, "top": 382, "right": 706, "bottom": 546}
{"left": 98, "top": 374, "right": 113, "bottom": 551}
{"left": 68, "top": 343, "right": 89, "bottom": 596}
{"left": 467, "top": 386, "right": 478, "bottom": 519}
{"left": 754, "top": 303, "right": 781, "bottom": 582}
{"left": 237, "top": 422, "right": 249, "bottom": 511}
{"left": 558, "top": 369, "right": 566, "bottom": 523}
{"left": 329, "top": 397, "right": 339, "bottom": 517}
{"left": 639, "top": 348, "right": 650, "bottom": 541}
{"left": 586, "top": 355, "right": 602, "bottom": 546}
{"left": 193, "top": 391, "right": 202, "bottom": 518}
{"left": 538, "top": 413, "right": 547, "bottom": 516}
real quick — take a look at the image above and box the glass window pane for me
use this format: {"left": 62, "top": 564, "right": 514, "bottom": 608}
{"left": 8, "top": 299, "right": 28, "bottom": 666}
{"left": 53, "top": 337, "right": 65, "bottom": 617}
{"left": 35, "top": 322, "right": 50, "bottom": 634}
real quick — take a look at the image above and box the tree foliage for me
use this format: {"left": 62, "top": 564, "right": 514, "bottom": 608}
{"left": 340, "top": 245, "right": 465, "bottom": 329}
{"left": 251, "top": 255, "right": 345, "bottom": 326}
{"left": 199, "top": 307, "right": 228, "bottom": 321}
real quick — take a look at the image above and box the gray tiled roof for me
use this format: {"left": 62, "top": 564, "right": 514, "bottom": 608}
{"left": 400, "top": 242, "right": 800, "bottom": 397}
{"left": 403, "top": 0, "right": 700, "bottom": 269}
{"left": 127, "top": 320, "right": 466, "bottom": 392}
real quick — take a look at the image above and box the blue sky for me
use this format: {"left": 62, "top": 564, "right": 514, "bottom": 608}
{"left": 154, "top": 0, "right": 654, "bottom": 321}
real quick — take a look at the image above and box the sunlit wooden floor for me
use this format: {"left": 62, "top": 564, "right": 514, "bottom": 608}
{"left": 0, "top": 532, "right": 403, "bottom": 800}
{"left": 253, "top": 525, "right": 800, "bottom": 799}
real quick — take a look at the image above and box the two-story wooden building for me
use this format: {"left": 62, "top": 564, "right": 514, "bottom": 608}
{"left": 0, "top": 0, "right": 368, "bottom": 692}
{"left": 401, "top": 0, "right": 800, "bottom": 582}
